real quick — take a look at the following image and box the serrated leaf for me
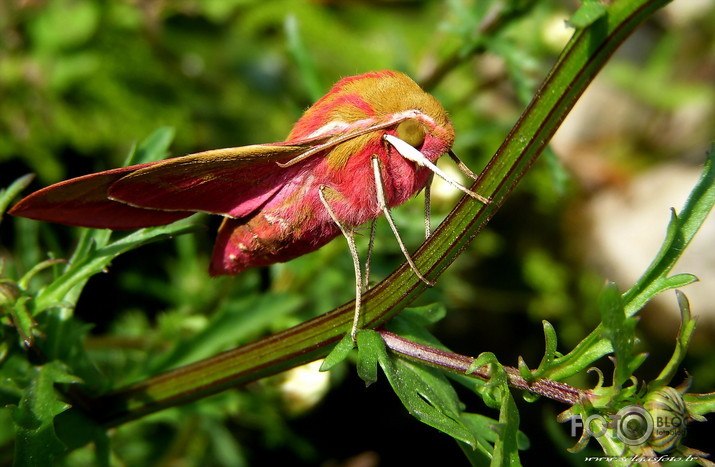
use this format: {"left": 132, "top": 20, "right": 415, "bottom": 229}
{"left": 624, "top": 147, "right": 715, "bottom": 315}
{"left": 356, "top": 329, "right": 384, "bottom": 385}
{"left": 376, "top": 351, "right": 477, "bottom": 447}
{"left": 10, "top": 362, "right": 80, "bottom": 466}
{"left": 320, "top": 334, "right": 355, "bottom": 371}
{"left": 599, "top": 282, "right": 637, "bottom": 387}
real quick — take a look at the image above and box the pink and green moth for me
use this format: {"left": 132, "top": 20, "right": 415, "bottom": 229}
{"left": 10, "top": 70, "right": 488, "bottom": 338}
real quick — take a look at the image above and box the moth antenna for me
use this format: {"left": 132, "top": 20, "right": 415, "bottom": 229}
{"left": 448, "top": 150, "right": 479, "bottom": 180}
{"left": 319, "top": 185, "right": 363, "bottom": 341}
{"left": 371, "top": 155, "right": 435, "bottom": 288}
{"left": 384, "top": 134, "right": 490, "bottom": 204}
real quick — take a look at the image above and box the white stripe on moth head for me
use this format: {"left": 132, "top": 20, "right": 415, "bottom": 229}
{"left": 279, "top": 110, "right": 437, "bottom": 168}
{"left": 306, "top": 109, "right": 433, "bottom": 139}
{"left": 383, "top": 134, "right": 487, "bottom": 203}
{"left": 307, "top": 120, "right": 351, "bottom": 138}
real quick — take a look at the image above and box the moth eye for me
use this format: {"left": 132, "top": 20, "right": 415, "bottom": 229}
{"left": 395, "top": 119, "right": 426, "bottom": 148}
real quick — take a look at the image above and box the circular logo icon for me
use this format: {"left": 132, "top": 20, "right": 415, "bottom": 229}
{"left": 615, "top": 405, "right": 654, "bottom": 446}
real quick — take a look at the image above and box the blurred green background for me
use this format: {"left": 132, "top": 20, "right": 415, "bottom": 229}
{"left": 1, "top": 0, "right": 714, "bottom": 465}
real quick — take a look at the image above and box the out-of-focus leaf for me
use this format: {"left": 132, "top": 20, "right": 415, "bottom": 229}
{"left": 9, "top": 362, "right": 80, "bottom": 466}
{"left": 568, "top": 1, "right": 607, "bottom": 28}
{"left": 126, "top": 127, "right": 176, "bottom": 166}
{"left": 0, "top": 174, "right": 34, "bottom": 220}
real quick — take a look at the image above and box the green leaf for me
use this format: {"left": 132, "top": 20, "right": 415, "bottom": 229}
{"left": 356, "top": 329, "right": 384, "bottom": 385}
{"left": 376, "top": 350, "right": 477, "bottom": 447}
{"left": 685, "top": 392, "right": 715, "bottom": 420}
{"left": 284, "top": 15, "right": 324, "bottom": 102}
{"left": 9, "top": 362, "right": 80, "bottom": 467}
{"left": 624, "top": 146, "right": 715, "bottom": 315}
{"left": 645, "top": 273, "right": 699, "bottom": 301}
{"left": 149, "top": 293, "right": 305, "bottom": 372}
{"left": 33, "top": 220, "right": 199, "bottom": 312}
{"left": 599, "top": 282, "right": 637, "bottom": 388}
{"left": 467, "top": 352, "right": 509, "bottom": 411}
{"left": 125, "top": 126, "right": 176, "bottom": 166}
{"left": 490, "top": 386, "right": 522, "bottom": 467}
{"left": 4, "top": 296, "right": 36, "bottom": 348}
{"left": 399, "top": 304, "right": 447, "bottom": 326}
{"left": 517, "top": 357, "right": 532, "bottom": 384}
{"left": 533, "top": 320, "right": 558, "bottom": 377}
{"left": 568, "top": 1, "right": 607, "bottom": 28}
{"left": 652, "top": 290, "right": 698, "bottom": 387}
{"left": 546, "top": 147, "right": 714, "bottom": 383}
{"left": 28, "top": 0, "right": 99, "bottom": 53}
{"left": 320, "top": 334, "right": 355, "bottom": 371}
{"left": 54, "top": 408, "right": 109, "bottom": 465}
{"left": 0, "top": 174, "right": 35, "bottom": 221}
{"left": 387, "top": 306, "right": 449, "bottom": 348}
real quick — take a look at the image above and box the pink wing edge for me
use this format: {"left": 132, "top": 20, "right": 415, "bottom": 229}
{"left": 8, "top": 139, "right": 332, "bottom": 230}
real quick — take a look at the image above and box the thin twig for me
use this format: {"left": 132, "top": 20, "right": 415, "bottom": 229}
{"left": 379, "top": 330, "right": 583, "bottom": 406}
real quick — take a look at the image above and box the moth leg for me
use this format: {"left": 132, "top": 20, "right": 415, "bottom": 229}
{"left": 371, "top": 155, "right": 435, "bottom": 287}
{"left": 383, "top": 134, "right": 490, "bottom": 204}
{"left": 424, "top": 173, "right": 434, "bottom": 239}
{"left": 318, "top": 185, "right": 363, "bottom": 340}
{"left": 364, "top": 219, "right": 377, "bottom": 291}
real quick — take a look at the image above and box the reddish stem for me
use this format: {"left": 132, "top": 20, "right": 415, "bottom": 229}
{"left": 379, "top": 330, "right": 583, "bottom": 406}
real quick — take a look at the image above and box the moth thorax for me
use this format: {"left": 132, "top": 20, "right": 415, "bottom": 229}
{"left": 396, "top": 119, "right": 426, "bottom": 148}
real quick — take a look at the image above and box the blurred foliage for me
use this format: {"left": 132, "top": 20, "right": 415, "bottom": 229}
{"left": 1, "top": 0, "right": 714, "bottom": 465}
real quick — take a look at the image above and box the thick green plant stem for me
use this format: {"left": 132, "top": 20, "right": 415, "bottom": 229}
{"left": 91, "top": 0, "right": 672, "bottom": 426}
